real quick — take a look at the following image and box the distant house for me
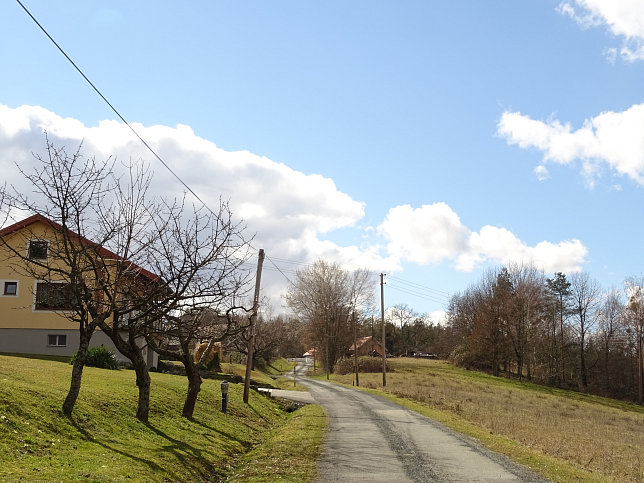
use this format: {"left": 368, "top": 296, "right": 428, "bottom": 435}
{"left": 0, "top": 214, "right": 158, "bottom": 368}
{"left": 348, "top": 336, "right": 385, "bottom": 357}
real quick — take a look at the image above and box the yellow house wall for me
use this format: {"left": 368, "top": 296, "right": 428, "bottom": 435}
{"left": 1, "top": 220, "right": 89, "bottom": 330}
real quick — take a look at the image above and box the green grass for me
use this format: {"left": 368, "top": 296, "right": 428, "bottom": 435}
{"left": 264, "top": 358, "right": 295, "bottom": 375}
{"left": 0, "top": 354, "right": 325, "bottom": 482}
{"left": 332, "top": 358, "right": 644, "bottom": 483}
{"left": 226, "top": 404, "right": 326, "bottom": 482}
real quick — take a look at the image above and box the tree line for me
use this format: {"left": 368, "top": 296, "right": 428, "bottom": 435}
{"left": 442, "top": 264, "right": 644, "bottom": 404}
{"left": 284, "top": 259, "right": 643, "bottom": 405}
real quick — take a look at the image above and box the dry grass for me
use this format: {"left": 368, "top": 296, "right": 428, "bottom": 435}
{"left": 334, "top": 358, "right": 644, "bottom": 483}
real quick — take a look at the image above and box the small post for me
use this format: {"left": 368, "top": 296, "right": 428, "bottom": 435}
{"left": 221, "top": 381, "right": 229, "bottom": 413}
{"left": 293, "top": 363, "right": 297, "bottom": 387}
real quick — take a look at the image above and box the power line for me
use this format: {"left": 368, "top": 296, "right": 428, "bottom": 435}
{"left": 265, "top": 255, "right": 295, "bottom": 285}
{"left": 387, "top": 274, "right": 451, "bottom": 298}
{"left": 15, "top": 0, "right": 216, "bottom": 217}
{"left": 15, "top": 1, "right": 462, "bottom": 303}
{"left": 387, "top": 283, "right": 451, "bottom": 305}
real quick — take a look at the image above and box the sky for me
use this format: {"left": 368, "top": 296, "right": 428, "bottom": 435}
{"left": 1, "top": 0, "right": 644, "bottom": 321}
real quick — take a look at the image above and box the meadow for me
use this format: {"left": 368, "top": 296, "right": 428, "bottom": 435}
{"left": 333, "top": 357, "right": 644, "bottom": 483}
{"left": 0, "top": 354, "right": 324, "bottom": 482}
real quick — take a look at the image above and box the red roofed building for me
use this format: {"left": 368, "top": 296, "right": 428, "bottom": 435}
{"left": 0, "top": 214, "right": 158, "bottom": 367}
{"left": 348, "top": 336, "right": 385, "bottom": 357}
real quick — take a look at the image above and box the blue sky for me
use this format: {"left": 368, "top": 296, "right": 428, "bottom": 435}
{"left": 2, "top": 1, "right": 644, "bottom": 320}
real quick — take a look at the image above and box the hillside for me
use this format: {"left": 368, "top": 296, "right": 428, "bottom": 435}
{"left": 0, "top": 355, "right": 323, "bottom": 482}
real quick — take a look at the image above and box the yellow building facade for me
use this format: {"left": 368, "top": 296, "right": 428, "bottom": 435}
{"left": 0, "top": 214, "right": 157, "bottom": 367}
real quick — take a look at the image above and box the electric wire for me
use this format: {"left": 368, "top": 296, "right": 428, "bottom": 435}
{"left": 388, "top": 274, "right": 451, "bottom": 297}
{"left": 15, "top": 0, "right": 215, "bottom": 217}
{"left": 386, "top": 283, "right": 451, "bottom": 305}
{"left": 16, "top": 1, "right": 453, "bottom": 303}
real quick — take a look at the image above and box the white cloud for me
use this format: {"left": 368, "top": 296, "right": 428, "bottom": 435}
{"left": 0, "top": 104, "right": 395, "bottom": 308}
{"left": 0, "top": 104, "right": 589, "bottom": 309}
{"left": 558, "top": 0, "right": 644, "bottom": 61}
{"left": 378, "top": 203, "right": 586, "bottom": 274}
{"left": 429, "top": 310, "right": 448, "bottom": 326}
{"left": 534, "top": 165, "right": 550, "bottom": 181}
{"left": 497, "top": 105, "right": 644, "bottom": 186}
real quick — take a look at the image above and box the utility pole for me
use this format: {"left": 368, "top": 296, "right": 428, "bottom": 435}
{"left": 353, "top": 311, "right": 359, "bottom": 387}
{"left": 243, "top": 249, "right": 265, "bottom": 404}
{"left": 381, "top": 273, "right": 386, "bottom": 387}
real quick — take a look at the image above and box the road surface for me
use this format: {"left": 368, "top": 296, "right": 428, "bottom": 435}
{"left": 293, "top": 364, "right": 547, "bottom": 482}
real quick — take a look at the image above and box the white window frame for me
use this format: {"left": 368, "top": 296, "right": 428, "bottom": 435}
{"left": 33, "top": 280, "right": 75, "bottom": 312}
{"left": 0, "top": 280, "right": 19, "bottom": 297}
{"left": 47, "top": 334, "right": 67, "bottom": 347}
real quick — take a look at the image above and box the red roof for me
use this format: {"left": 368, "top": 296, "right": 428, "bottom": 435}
{"left": 349, "top": 336, "right": 382, "bottom": 351}
{"left": 0, "top": 213, "right": 159, "bottom": 281}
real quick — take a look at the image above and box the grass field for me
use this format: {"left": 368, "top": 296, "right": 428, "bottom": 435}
{"left": 332, "top": 358, "right": 644, "bottom": 482}
{"left": 0, "top": 355, "right": 324, "bottom": 481}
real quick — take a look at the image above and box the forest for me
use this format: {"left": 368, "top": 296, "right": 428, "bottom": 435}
{"left": 438, "top": 264, "right": 643, "bottom": 404}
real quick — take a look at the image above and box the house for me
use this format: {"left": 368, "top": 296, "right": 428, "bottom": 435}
{"left": 0, "top": 214, "right": 158, "bottom": 368}
{"left": 348, "top": 336, "right": 385, "bottom": 357}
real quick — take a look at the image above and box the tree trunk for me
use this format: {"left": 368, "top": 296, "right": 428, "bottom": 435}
{"left": 604, "top": 341, "right": 611, "bottom": 393}
{"left": 580, "top": 333, "right": 588, "bottom": 389}
{"left": 182, "top": 360, "right": 202, "bottom": 419}
{"left": 98, "top": 321, "right": 151, "bottom": 422}
{"left": 62, "top": 328, "right": 93, "bottom": 415}
{"left": 638, "top": 332, "right": 643, "bottom": 405}
{"left": 132, "top": 354, "right": 151, "bottom": 423}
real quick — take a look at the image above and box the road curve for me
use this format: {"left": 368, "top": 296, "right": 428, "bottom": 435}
{"left": 299, "top": 376, "right": 548, "bottom": 483}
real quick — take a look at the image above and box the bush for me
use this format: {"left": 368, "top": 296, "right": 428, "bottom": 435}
{"left": 157, "top": 360, "right": 185, "bottom": 375}
{"left": 334, "top": 356, "right": 391, "bottom": 375}
{"left": 70, "top": 346, "right": 120, "bottom": 370}
{"left": 206, "top": 352, "right": 221, "bottom": 372}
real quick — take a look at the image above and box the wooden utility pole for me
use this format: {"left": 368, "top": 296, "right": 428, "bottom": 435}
{"left": 243, "top": 248, "right": 265, "bottom": 404}
{"left": 353, "top": 311, "right": 359, "bottom": 387}
{"left": 381, "top": 273, "right": 386, "bottom": 387}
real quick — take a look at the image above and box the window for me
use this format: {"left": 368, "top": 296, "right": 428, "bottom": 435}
{"left": 47, "top": 334, "right": 67, "bottom": 347}
{"left": 28, "top": 240, "right": 48, "bottom": 260}
{"left": 3, "top": 281, "right": 17, "bottom": 296}
{"left": 35, "top": 282, "right": 76, "bottom": 311}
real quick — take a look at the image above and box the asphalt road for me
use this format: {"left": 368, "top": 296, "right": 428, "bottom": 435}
{"left": 296, "top": 367, "right": 548, "bottom": 483}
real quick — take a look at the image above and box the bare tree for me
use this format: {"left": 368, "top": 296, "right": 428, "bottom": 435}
{"left": 226, "top": 301, "right": 291, "bottom": 369}
{"left": 0, "top": 138, "right": 250, "bottom": 421}
{"left": 596, "top": 289, "right": 625, "bottom": 393}
{"left": 507, "top": 263, "right": 546, "bottom": 380}
{"left": 569, "top": 272, "right": 601, "bottom": 389}
{"left": 390, "top": 304, "right": 418, "bottom": 356}
{"left": 285, "top": 260, "right": 373, "bottom": 377}
{"left": 148, "top": 305, "right": 252, "bottom": 419}
{"left": 625, "top": 278, "right": 644, "bottom": 404}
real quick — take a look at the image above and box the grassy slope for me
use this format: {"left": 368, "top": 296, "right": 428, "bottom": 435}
{"left": 332, "top": 358, "right": 644, "bottom": 483}
{"left": 226, "top": 404, "right": 326, "bottom": 483}
{"left": 0, "top": 355, "right": 324, "bottom": 482}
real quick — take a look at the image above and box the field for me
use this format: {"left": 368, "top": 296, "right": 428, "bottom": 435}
{"left": 332, "top": 357, "right": 644, "bottom": 483}
{"left": 0, "top": 355, "right": 324, "bottom": 482}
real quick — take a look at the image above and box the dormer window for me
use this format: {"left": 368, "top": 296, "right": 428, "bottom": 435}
{"left": 28, "top": 240, "right": 48, "bottom": 260}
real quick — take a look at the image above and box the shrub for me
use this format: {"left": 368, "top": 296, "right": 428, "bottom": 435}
{"left": 206, "top": 352, "right": 221, "bottom": 372}
{"left": 157, "top": 360, "right": 185, "bottom": 375}
{"left": 70, "top": 346, "right": 120, "bottom": 370}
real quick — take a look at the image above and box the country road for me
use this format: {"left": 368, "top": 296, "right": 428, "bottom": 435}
{"left": 293, "top": 362, "right": 548, "bottom": 483}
